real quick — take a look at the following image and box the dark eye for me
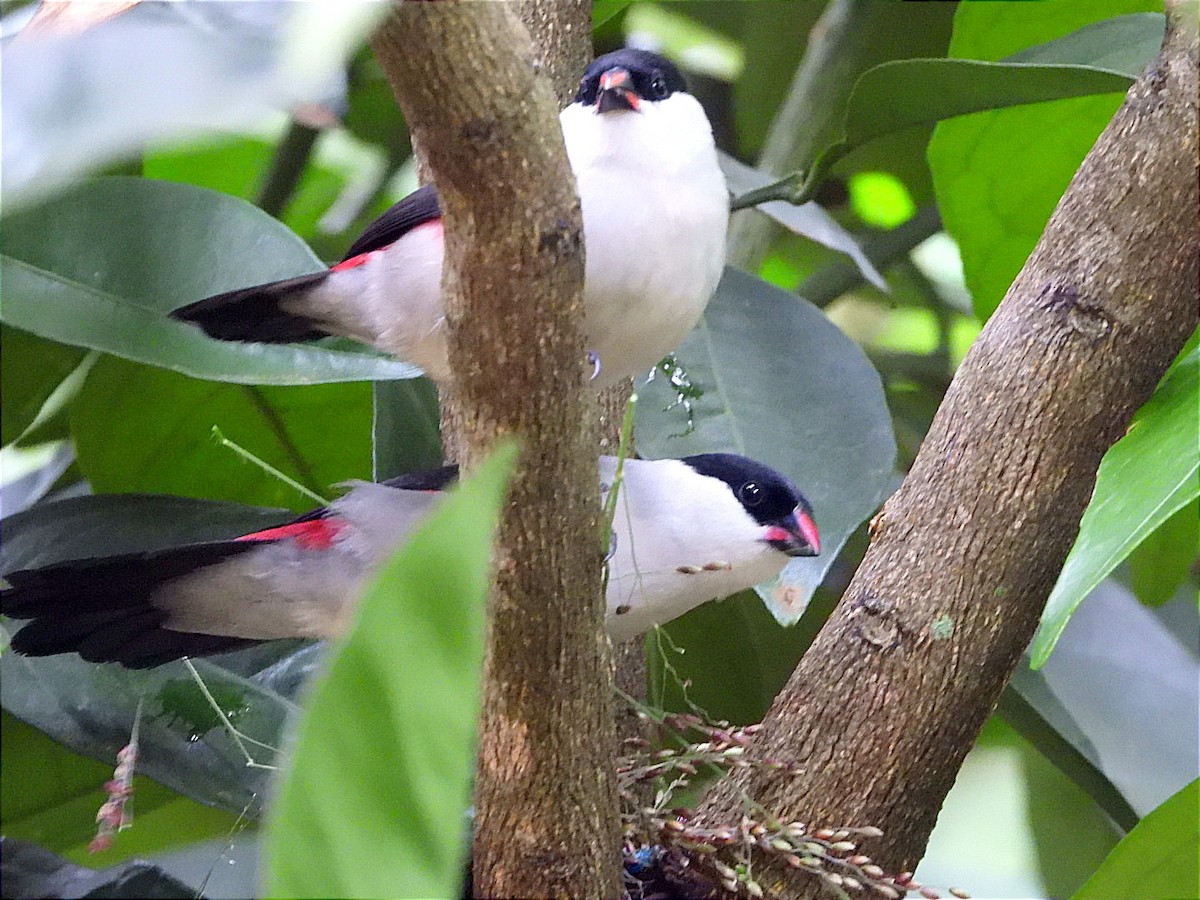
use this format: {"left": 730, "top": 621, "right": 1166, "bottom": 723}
{"left": 738, "top": 482, "right": 763, "bottom": 507}
{"left": 650, "top": 75, "right": 669, "bottom": 99}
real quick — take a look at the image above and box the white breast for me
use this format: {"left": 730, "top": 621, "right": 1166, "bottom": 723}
{"left": 563, "top": 96, "right": 729, "bottom": 387}
{"left": 602, "top": 458, "right": 786, "bottom": 641}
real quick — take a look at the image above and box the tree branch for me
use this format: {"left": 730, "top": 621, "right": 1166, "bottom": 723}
{"left": 700, "top": 5, "right": 1198, "bottom": 893}
{"left": 369, "top": 4, "right": 621, "bottom": 897}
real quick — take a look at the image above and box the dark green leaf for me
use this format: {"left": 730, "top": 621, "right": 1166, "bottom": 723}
{"left": 929, "top": 5, "right": 1163, "bottom": 318}
{"left": 1032, "top": 348, "right": 1199, "bottom": 667}
{"left": 593, "top": 0, "right": 633, "bottom": 27}
{"left": 70, "top": 355, "right": 373, "bottom": 510}
{"left": 344, "top": 51, "right": 412, "bottom": 152}
{"left": 1, "top": 328, "right": 87, "bottom": 447}
{"left": 0, "top": 835, "right": 196, "bottom": 899}
{"left": 1, "top": 493, "right": 290, "bottom": 573}
{"left": 1, "top": 647, "right": 298, "bottom": 817}
{"left": 371, "top": 379, "right": 443, "bottom": 481}
{"left": 264, "top": 444, "right": 516, "bottom": 900}
{"left": 845, "top": 57, "right": 1134, "bottom": 153}
{"left": 144, "top": 132, "right": 351, "bottom": 242}
{"left": 0, "top": 178, "right": 419, "bottom": 385}
{"left": 1007, "top": 13, "right": 1165, "bottom": 73}
{"left": 1071, "top": 779, "right": 1199, "bottom": 900}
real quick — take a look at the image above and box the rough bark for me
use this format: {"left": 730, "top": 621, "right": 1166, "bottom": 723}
{"left": 370, "top": 5, "right": 621, "bottom": 898}
{"left": 700, "top": 6, "right": 1199, "bottom": 892}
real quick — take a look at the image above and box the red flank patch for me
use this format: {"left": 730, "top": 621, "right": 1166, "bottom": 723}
{"left": 236, "top": 518, "right": 347, "bottom": 551}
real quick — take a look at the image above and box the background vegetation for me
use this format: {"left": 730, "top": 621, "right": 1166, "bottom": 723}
{"left": 0, "top": 2, "right": 1194, "bottom": 898}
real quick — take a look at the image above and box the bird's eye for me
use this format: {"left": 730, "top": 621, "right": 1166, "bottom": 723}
{"left": 650, "top": 76, "right": 669, "bottom": 99}
{"left": 738, "top": 482, "right": 763, "bottom": 506}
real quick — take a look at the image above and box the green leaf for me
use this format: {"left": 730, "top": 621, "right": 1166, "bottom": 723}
{"left": 593, "top": 0, "right": 632, "bottom": 27}
{"left": 1006, "top": 12, "right": 1166, "bottom": 73}
{"left": 371, "top": 378, "right": 443, "bottom": 481}
{"left": 71, "top": 355, "right": 373, "bottom": 510}
{"left": 646, "top": 587, "right": 831, "bottom": 725}
{"left": 929, "top": 6, "right": 1163, "bottom": 318}
{"left": 0, "top": 178, "right": 419, "bottom": 385}
{"left": 1072, "top": 779, "right": 1200, "bottom": 900}
{"left": 1127, "top": 498, "right": 1198, "bottom": 607}
{"left": 264, "top": 444, "right": 516, "bottom": 900}
{"left": 1000, "top": 667, "right": 1138, "bottom": 832}
{"left": 0, "top": 711, "right": 240, "bottom": 865}
{"left": 1, "top": 328, "right": 86, "bottom": 447}
{"left": 1, "top": 494, "right": 290, "bottom": 573}
{"left": 845, "top": 57, "right": 1135, "bottom": 153}
{"left": 1032, "top": 348, "right": 1199, "bottom": 666}
{"left": 740, "top": 13, "right": 1161, "bottom": 220}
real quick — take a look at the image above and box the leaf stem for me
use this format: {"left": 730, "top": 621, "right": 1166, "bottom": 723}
{"left": 210, "top": 425, "right": 329, "bottom": 506}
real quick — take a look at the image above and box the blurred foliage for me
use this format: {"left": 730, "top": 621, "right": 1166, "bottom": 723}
{"left": 1, "top": 3, "right": 1195, "bottom": 899}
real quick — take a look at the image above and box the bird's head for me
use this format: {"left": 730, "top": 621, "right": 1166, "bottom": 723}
{"left": 681, "top": 453, "right": 820, "bottom": 559}
{"left": 573, "top": 48, "right": 689, "bottom": 115}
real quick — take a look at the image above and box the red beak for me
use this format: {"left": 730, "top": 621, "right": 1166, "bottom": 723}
{"left": 763, "top": 508, "right": 820, "bottom": 558}
{"left": 596, "top": 67, "right": 640, "bottom": 112}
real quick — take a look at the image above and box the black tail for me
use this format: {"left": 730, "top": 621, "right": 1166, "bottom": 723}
{"left": 2, "top": 544, "right": 262, "bottom": 668}
{"left": 170, "top": 271, "right": 332, "bottom": 343}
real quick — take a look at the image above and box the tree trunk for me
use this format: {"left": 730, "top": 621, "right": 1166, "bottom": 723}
{"left": 699, "top": 6, "right": 1198, "bottom": 894}
{"left": 370, "top": 4, "right": 622, "bottom": 898}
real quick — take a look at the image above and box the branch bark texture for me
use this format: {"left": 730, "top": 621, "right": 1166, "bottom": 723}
{"left": 701, "top": 8, "right": 1198, "bottom": 890}
{"left": 370, "top": 4, "right": 621, "bottom": 898}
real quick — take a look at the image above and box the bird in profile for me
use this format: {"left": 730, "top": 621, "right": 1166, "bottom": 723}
{"left": 1, "top": 453, "right": 818, "bottom": 668}
{"left": 171, "top": 49, "right": 729, "bottom": 388}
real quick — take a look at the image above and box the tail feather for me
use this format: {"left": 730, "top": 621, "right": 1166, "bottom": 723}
{"left": 170, "top": 271, "right": 332, "bottom": 343}
{"left": 2, "top": 542, "right": 264, "bottom": 668}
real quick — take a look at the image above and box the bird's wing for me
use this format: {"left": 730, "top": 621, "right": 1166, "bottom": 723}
{"left": 341, "top": 183, "right": 442, "bottom": 261}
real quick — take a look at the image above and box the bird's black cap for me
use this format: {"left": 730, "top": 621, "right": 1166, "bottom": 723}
{"left": 574, "top": 48, "right": 689, "bottom": 107}
{"left": 680, "top": 453, "right": 812, "bottom": 527}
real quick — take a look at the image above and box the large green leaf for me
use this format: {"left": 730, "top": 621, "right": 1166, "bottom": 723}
{"left": 636, "top": 267, "right": 895, "bottom": 715}
{"left": 1032, "top": 348, "right": 1199, "bottom": 667}
{"left": 844, "top": 56, "right": 1135, "bottom": 154}
{"left": 264, "top": 445, "right": 516, "bottom": 900}
{"left": 929, "top": 6, "right": 1163, "bottom": 319}
{"left": 1001, "top": 664, "right": 1138, "bottom": 832}
{"left": 71, "top": 355, "right": 373, "bottom": 510}
{"left": 1, "top": 328, "right": 86, "bottom": 447}
{"left": 0, "top": 178, "right": 419, "bottom": 385}
{"left": 1071, "top": 779, "right": 1200, "bottom": 900}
